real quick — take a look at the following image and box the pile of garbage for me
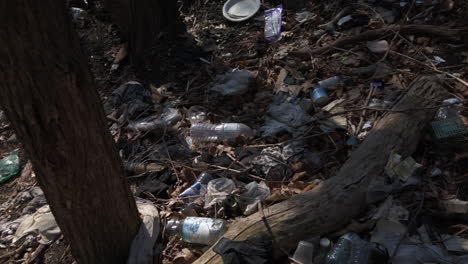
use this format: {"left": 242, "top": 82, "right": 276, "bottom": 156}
{"left": 1, "top": 0, "right": 468, "bottom": 263}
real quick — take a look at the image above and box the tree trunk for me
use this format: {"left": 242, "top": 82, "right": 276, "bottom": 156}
{"left": 0, "top": 1, "right": 140, "bottom": 264}
{"left": 194, "top": 76, "right": 447, "bottom": 263}
{"left": 105, "top": 0, "right": 179, "bottom": 70}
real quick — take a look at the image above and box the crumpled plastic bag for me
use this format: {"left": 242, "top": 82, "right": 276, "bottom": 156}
{"left": 210, "top": 70, "right": 253, "bottom": 96}
{"left": 204, "top": 178, "right": 236, "bottom": 209}
{"left": 0, "top": 152, "right": 20, "bottom": 184}
{"left": 127, "top": 200, "right": 160, "bottom": 264}
{"left": 261, "top": 96, "right": 311, "bottom": 137}
{"left": 104, "top": 81, "right": 153, "bottom": 120}
{"left": 237, "top": 182, "right": 270, "bottom": 215}
{"left": 13, "top": 205, "right": 60, "bottom": 245}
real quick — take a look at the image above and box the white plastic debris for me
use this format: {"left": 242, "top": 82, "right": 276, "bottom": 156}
{"left": 337, "top": 15, "right": 353, "bottom": 26}
{"left": 295, "top": 11, "right": 315, "bottom": 23}
{"left": 367, "top": 40, "right": 389, "bottom": 53}
{"left": 432, "top": 56, "right": 446, "bottom": 65}
{"left": 210, "top": 70, "right": 254, "bottom": 96}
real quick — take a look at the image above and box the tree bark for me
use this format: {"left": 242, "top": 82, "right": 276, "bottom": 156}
{"left": 105, "top": 0, "right": 179, "bottom": 70}
{"left": 194, "top": 76, "right": 447, "bottom": 264}
{"left": 0, "top": 1, "right": 140, "bottom": 264}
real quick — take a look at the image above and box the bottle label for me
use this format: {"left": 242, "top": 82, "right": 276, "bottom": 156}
{"left": 181, "top": 217, "right": 213, "bottom": 245}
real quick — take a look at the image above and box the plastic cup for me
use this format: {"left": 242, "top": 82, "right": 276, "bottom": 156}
{"left": 290, "top": 240, "right": 314, "bottom": 264}
{"left": 312, "top": 87, "right": 329, "bottom": 106}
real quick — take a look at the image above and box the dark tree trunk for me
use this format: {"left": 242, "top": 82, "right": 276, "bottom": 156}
{"left": 105, "top": 0, "right": 179, "bottom": 71}
{"left": 0, "top": 1, "right": 140, "bottom": 264}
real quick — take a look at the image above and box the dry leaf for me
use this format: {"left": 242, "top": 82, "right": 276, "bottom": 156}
{"left": 291, "top": 171, "right": 307, "bottom": 181}
{"left": 173, "top": 248, "right": 197, "bottom": 264}
{"left": 113, "top": 43, "right": 128, "bottom": 64}
{"left": 302, "top": 184, "right": 317, "bottom": 193}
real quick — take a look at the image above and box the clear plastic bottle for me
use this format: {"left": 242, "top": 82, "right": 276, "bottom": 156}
{"left": 166, "top": 217, "right": 227, "bottom": 246}
{"left": 190, "top": 123, "right": 254, "bottom": 142}
{"left": 324, "top": 232, "right": 388, "bottom": 264}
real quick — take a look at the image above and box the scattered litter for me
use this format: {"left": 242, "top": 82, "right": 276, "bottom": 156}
{"left": 264, "top": 5, "right": 283, "bottom": 42}
{"left": 166, "top": 217, "right": 227, "bottom": 246}
{"left": 0, "top": 152, "right": 20, "bottom": 184}
{"left": 210, "top": 70, "right": 254, "bottom": 96}
{"left": 367, "top": 40, "right": 390, "bottom": 54}
{"left": 13, "top": 205, "right": 60, "bottom": 245}
{"left": 222, "top": 0, "right": 260, "bottom": 22}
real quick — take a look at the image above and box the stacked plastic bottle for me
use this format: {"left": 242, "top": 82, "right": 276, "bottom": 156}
{"left": 165, "top": 217, "right": 227, "bottom": 246}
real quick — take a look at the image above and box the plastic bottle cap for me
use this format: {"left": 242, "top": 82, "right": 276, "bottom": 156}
{"left": 320, "top": 237, "right": 331, "bottom": 248}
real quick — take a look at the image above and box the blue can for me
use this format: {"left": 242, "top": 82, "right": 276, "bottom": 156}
{"left": 312, "top": 86, "right": 329, "bottom": 105}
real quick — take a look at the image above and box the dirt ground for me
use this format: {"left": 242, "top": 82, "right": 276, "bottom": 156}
{"left": 1, "top": 0, "right": 467, "bottom": 263}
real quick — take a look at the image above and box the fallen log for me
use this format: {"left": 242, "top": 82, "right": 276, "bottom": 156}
{"left": 291, "top": 24, "right": 468, "bottom": 57}
{"left": 194, "top": 76, "right": 446, "bottom": 264}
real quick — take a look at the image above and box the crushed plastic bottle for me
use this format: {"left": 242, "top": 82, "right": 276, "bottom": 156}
{"left": 179, "top": 172, "right": 213, "bottom": 201}
{"left": 126, "top": 119, "right": 167, "bottom": 137}
{"left": 190, "top": 123, "right": 254, "bottom": 142}
{"left": 165, "top": 217, "right": 227, "bottom": 246}
{"left": 324, "top": 232, "right": 388, "bottom": 264}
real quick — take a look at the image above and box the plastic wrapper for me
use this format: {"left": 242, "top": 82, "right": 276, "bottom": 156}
{"left": 264, "top": 5, "right": 283, "bottom": 42}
